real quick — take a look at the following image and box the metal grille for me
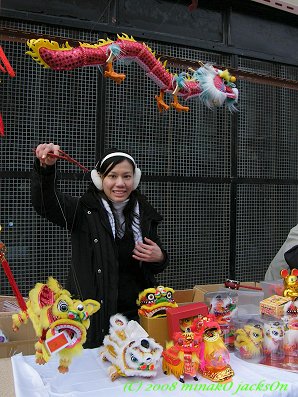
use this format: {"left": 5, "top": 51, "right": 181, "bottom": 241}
{"left": 238, "top": 59, "right": 298, "bottom": 180}
{"left": 236, "top": 184, "right": 298, "bottom": 282}
{"left": 1, "top": 19, "right": 298, "bottom": 297}
{"left": 140, "top": 182, "right": 230, "bottom": 289}
{"left": 0, "top": 178, "right": 89, "bottom": 296}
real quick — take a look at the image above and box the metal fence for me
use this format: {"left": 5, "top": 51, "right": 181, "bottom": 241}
{"left": 1, "top": 18, "right": 298, "bottom": 295}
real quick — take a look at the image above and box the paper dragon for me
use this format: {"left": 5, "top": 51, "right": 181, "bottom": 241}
{"left": 11, "top": 276, "right": 101, "bottom": 373}
{"left": 26, "top": 34, "right": 239, "bottom": 113}
{"left": 100, "top": 313, "right": 163, "bottom": 380}
{"left": 137, "top": 285, "right": 178, "bottom": 318}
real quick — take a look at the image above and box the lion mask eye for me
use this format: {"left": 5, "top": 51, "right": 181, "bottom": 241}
{"left": 58, "top": 300, "right": 69, "bottom": 312}
{"left": 130, "top": 354, "right": 138, "bottom": 362}
{"left": 147, "top": 293, "right": 155, "bottom": 302}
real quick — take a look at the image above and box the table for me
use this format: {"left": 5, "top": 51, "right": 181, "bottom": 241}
{"left": 0, "top": 357, "right": 16, "bottom": 396}
{"left": 4, "top": 349, "right": 298, "bottom": 397}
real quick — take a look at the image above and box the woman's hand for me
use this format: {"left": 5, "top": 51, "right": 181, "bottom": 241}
{"left": 133, "top": 237, "right": 164, "bottom": 263}
{"left": 35, "top": 142, "right": 60, "bottom": 167}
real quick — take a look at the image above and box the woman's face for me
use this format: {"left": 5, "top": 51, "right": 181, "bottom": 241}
{"left": 102, "top": 159, "right": 134, "bottom": 202}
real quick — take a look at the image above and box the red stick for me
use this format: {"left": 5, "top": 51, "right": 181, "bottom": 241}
{"left": 33, "top": 148, "right": 89, "bottom": 172}
{"left": 224, "top": 279, "right": 262, "bottom": 291}
{"left": 0, "top": 113, "right": 4, "bottom": 136}
{"left": 0, "top": 46, "right": 16, "bottom": 77}
{"left": 0, "top": 249, "right": 27, "bottom": 312}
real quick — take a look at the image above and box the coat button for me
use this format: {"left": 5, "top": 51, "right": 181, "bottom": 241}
{"left": 94, "top": 238, "right": 98, "bottom": 243}
{"left": 100, "top": 300, "right": 103, "bottom": 304}
{"left": 97, "top": 268, "right": 102, "bottom": 274}
{"left": 87, "top": 211, "right": 91, "bottom": 214}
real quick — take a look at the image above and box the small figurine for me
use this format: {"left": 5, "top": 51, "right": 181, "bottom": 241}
{"left": 280, "top": 268, "right": 298, "bottom": 299}
{"left": 234, "top": 322, "right": 264, "bottom": 360}
{"left": 137, "top": 286, "right": 178, "bottom": 318}
{"left": 283, "top": 299, "right": 298, "bottom": 317}
{"left": 179, "top": 316, "right": 196, "bottom": 332}
{"left": 195, "top": 317, "right": 234, "bottom": 382}
{"left": 263, "top": 321, "right": 284, "bottom": 357}
{"left": 283, "top": 316, "right": 298, "bottom": 358}
{"left": 100, "top": 314, "right": 163, "bottom": 381}
{"left": 209, "top": 293, "right": 237, "bottom": 348}
{"left": 12, "top": 277, "right": 100, "bottom": 373}
{"left": 162, "top": 325, "right": 201, "bottom": 383}
{"left": 209, "top": 293, "right": 238, "bottom": 323}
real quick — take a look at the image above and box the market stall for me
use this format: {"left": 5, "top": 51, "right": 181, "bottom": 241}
{"left": 1, "top": 348, "right": 297, "bottom": 397}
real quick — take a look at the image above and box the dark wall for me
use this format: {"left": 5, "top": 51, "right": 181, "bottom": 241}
{"left": 2, "top": 0, "right": 298, "bottom": 65}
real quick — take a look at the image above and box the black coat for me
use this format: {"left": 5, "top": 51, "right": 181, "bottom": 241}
{"left": 31, "top": 161, "right": 169, "bottom": 347}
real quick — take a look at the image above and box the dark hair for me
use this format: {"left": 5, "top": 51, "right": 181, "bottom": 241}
{"left": 96, "top": 148, "right": 140, "bottom": 237}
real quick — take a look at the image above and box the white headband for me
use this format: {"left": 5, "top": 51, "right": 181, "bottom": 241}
{"left": 100, "top": 152, "right": 137, "bottom": 168}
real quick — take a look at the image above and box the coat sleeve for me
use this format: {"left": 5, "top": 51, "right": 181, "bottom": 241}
{"left": 31, "top": 159, "right": 79, "bottom": 230}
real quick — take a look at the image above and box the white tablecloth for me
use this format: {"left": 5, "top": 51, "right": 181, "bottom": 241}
{"left": 11, "top": 349, "right": 298, "bottom": 397}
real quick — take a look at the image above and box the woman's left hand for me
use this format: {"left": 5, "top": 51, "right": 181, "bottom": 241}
{"left": 133, "top": 237, "right": 164, "bottom": 263}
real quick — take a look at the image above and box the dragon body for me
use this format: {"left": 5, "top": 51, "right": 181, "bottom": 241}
{"left": 26, "top": 34, "right": 238, "bottom": 112}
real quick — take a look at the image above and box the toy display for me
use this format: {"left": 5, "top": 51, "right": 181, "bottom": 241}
{"left": 137, "top": 286, "right": 178, "bottom": 318}
{"left": 208, "top": 292, "right": 238, "bottom": 323}
{"left": 162, "top": 315, "right": 234, "bottom": 383}
{"left": 195, "top": 316, "right": 234, "bottom": 382}
{"left": 167, "top": 302, "right": 209, "bottom": 339}
{"left": 26, "top": 34, "right": 238, "bottom": 113}
{"left": 260, "top": 294, "right": 292, "bottom": 318}
{"left": 260, "top": 279, "right": 284, "bottom": 299}
{"left": 263, "top": 320, "right": 284, "bottom": 359}
{"left": 162, "top": 323, "right": 201, "bottom": 383}
{"left": 206, "top": 292, "right": 238, "bottom": 348}
{"left": 280, "top": 268, "right": 298, "bottom": 299}
{"left": 100, "top": 313, "right": 163, "bottom": 380}
{"left": 283, "top": 299, "right": 298, "bottom": 317}
{"left": 283, "top": 316, "right": 298, "bottom": 359}
{"left": 234, "top": 320, "right": 264, "bottom": 361}
{"left": 260, "top": 310, "right": 298, "bottom": 370}
{"left": 282, "top": 300, "right": 298, "bottom": 362}
{"left": 12, "top": 277, "right": 101, "bottom": 373}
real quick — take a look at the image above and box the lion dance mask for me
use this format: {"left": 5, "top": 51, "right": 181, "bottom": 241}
{"left": 137, "top": 286, "right": 178, "bottom": 318}
{"left": 12, "top": 277, "right": 100, "bottom": 373}
{"left": 100, "top": 314, "right": 163, "bottom": 380}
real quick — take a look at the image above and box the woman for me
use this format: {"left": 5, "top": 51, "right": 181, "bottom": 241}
{"left": 32, "top": 143, "right": 169, "bottom": 347}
